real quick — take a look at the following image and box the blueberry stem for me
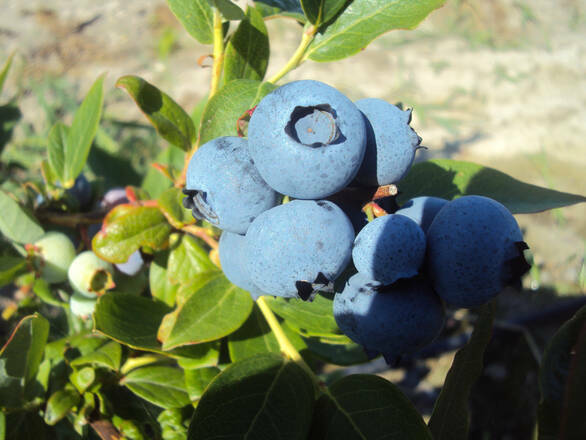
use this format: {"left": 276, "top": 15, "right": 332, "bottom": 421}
{"left": 210, "top": 7, "right": 225, "bottom": 97}
{"left": 268, "top": 24, "right": 317, "bottom": 84}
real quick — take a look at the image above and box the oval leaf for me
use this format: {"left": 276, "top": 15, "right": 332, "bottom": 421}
{"left": 70, "top": 341, "right": 123, "bottom": 372}
{"left": 428, "top": 303, "right": 495, "bottom": 440}
{"left": 224, "top": 7, "right": 270, "bottom": 83}
{"left": 188, "top": 354, "right": 315, "bottom": 439}
{"left": 228, "top": 304, "right": 280, "bottom": 361}
{"left": 167, "top": 0, "right": 214, "bottom": 44}
{"left": 64, "top": 74, "right": 105, "bottom": 186}
{"left": 47, "top": 122, "right": 69, "bottom": 184}
{"left": 309, "top": 374, "right": 432, "bottom": 439}
{"left": 184, "top": 366, "right": 220, "bottom": 402}
{"left": 198, "top": 79, "right": 276, "bottom": 145}
{"left": 306, "top": 0, "right": 445, "bottom": 62}
{"left": 166, "top": 234, "right": 216, "bottom": 286}
{"left": 44, "top": 387, "right": 81, "bottom": 426}
{"left": 0, "top": 256, "right": 27, "bottom": 288}
{"left": 149, "top": 251, "right": 180, "bottom": 307}
{"left": 159, "top": 271, "right": 253, "bottom": 350}
{"left": 117, "top": 75, "right": 196, "bottom": 151}
{"left": 122, "top": 366, "right": 190, "bottom": 409}
{"left": 212, "top": 0, "right": 245, "bottom": 20}
{"left": 92, "top": 205, "right": 172, "bottom": 263}
{"left": 0, "top": 191, "right": 44, "bottom": 244}
{"left": 301, "top": 0, "right": 347, "bottom": 25}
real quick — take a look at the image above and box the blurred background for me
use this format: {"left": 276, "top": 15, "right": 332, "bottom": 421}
{"left": 0, "top": 0, "right": 584, "bottom": 438}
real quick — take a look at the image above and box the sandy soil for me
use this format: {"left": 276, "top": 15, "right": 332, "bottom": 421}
{"left": 0, "top": 0, "right": 584, "bottom": 290}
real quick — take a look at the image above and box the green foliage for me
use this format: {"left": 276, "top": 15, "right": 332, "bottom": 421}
{"left": 0, "top": 3, "right": 584, "bottom": 439}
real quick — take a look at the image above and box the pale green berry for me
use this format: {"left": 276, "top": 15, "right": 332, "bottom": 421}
{"left": 68, "top": 251, "right": 115, "bottom": 298}
{"left": 33, "top": 232, "right": 76, "bottom": 284}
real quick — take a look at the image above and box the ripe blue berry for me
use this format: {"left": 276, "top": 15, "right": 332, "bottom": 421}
{"left": 426, "top": 195, "right": 530, "bottom": 307}
{"left": 352, "top": 214, "right": 426, "bottom": 285}
{"left": 115, "top": 250, "right": 144, "bottom": 276}
{"left": 333, "top": 273, "right": 445, "bottom": 363}
{"left": 219, "top": 231, "right": 265, "bottom": 300}
{"left": 184, "top": 136, "right": 280, "bottom": 234}
{"left": 354, "top": 98, "right": 421, "bottom": 186}
{"left": 248, "top": 80, "right": 366, "bottom": 199}
{"left": 395, "top": 196, "right": 448, "bottom": 232}
{"left": 245, "top": 200, "right": 354, "bottom": 299}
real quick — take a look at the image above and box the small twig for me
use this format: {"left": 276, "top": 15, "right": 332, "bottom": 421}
{"left": 90, "top": 420, "right": 122, "bottom": 440}
{"left": 37, "top": 210, "right": 107, "bottom": 227}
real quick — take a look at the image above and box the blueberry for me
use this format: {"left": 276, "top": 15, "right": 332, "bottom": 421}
{"left": 114, "top": 250, "right": 144, "bottom": 276}
{"left": 67, "top": 174, "right": 93, "bottom": 209}
{"left": 69, "top": 291, "right": 97, "bottom": 318}
{"left": 395, "top": 196, "right": 448, "bottom": 232}
{"left": 219, "top": 231, "right": 265, "bottom": 300}
{"left": 248, "top": 80, "right": 366, "bottom": 199}
{"left": 426, "top": 195, "right": 530, "bottom": 308}
{"left": 68, "top": 251, "right": 115, "bottom": 298}
{"left": 100, "top": 187, "right": 129, "bottom": 210}
{"left": 352, "top": 214, "right": 426, "bottom": 285}
{"left": 32, "top": 232, "right": 77, "bottom": 284}
{"left": 184, "top": 136, "right": 280, "bottom": 234}
{"left": 354, "top": 98, "right": 421, "bottom": 186}
{"left": 333, "top": 273, "right": 445, "bottom": 363}
{"left": 245, "top": 200, "right": 354, "bottom": 299}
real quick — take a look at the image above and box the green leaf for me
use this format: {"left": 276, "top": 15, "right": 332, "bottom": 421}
{"left": 428, "top": 303, "right": 495, "bottom": 440}
{"left": 0, "top": 256, "right": 26, "bottom": 288}
{"left": 309, "top": 374, "right": 432, "bottom": 439}
{"left": 167, "top": 0, "right": 214, "bottom": 44}
{"left": 398, "top": 159, "right": 586, "bottom": 214}
{"left": 150, "top": 251, "right": 180, "bottom": 307}
{"left": 46, "top": 122, "right": 69, "bottom": 184}
{"left": 538, "top": 305, "right": 586, "bottom": 440}
{"left": 70, "top": 341, "right": 123, "bottom": 372}
{"left": 254, "top": 1, "right": 305, "bottom": 21}
{"left": 0, "top": 191, "right": 44, "bottom": 244}
{"left": 142, "top": 145, "right": 185, "bottom": 198}
{"left": 32, "top": 278, "right": 67, "bottom": 307}
{"left": 301, "top": 0, "right": 347, "bottom": 25}
{"left": 198, "top": 79, "right": 276, "bottom": 145}
{"left": 177, "top": 342, "right": 221, "bottom": 369}
{"left": 117, "top": 75, "right": 196, "bottom": 151}
{"left": 228, "top": 304, "right": 280, "bottom": 361}
{"left": 188, "top": 354, "right": 315, "bottom": 439}
{"left": 0, "top": 52, "right": 15, "bottom": 96}
{"left": 184, "top": 366, "right": 220, "bottom": 402}
{"left": 159, "top": 271, "right": 253, "bottom": 350}
{"left": 44, "top": 386, "right": 81, "bottom": 425}
{"left": 212, "top": 0, "right": 245, "bottom": 20}
{"left": 265, "top": 292, "right": 345, "bottom": 339}
{"left": 224, "top": 7, "right": 269, "bottom": 83}
{"left": 92, "top": 205, "right": 172, "bottom": 263}
{"left": 158, "top": 187, "right": 195, "bottom": 229}
{"left": 122, "top": 366, "right": 190, "bottom": 409}
{"left": 94, "top": 292, "right": 215, "bottom": 360}
{"left": 167, "top": 234, "right": 216, "bottom": 286}
{"left": 69, "top": 367, "right": 95, "bottom": 394}
{"left": 306, "top": 0, "right": 446, "bottom": 62}
{"left": 64, "top": 74, "right": 105, "bottom": 186}
{"left": 0, "top": 104, "right": 21, "bottom": 153}
{"left": 304, "top": 337, "right": 369, "bottom": 366}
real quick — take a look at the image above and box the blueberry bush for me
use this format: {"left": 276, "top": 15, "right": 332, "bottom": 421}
{"left": 1, "top": 1, "right": 585, "bottom": 439}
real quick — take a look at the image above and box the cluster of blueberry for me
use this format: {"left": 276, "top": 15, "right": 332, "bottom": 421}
{"left": 183, "top": 80, "right": 530, "bottom": 361}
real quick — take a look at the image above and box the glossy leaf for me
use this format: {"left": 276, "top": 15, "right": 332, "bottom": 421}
{"left": 117, "top": 75, "right": 196, "bottom": 151}
{"left": 188, "top": 354, "right": 315, "bottom": 439}
{"left": 44, "top": 386, "right": 81, "bottom": 425}
{"left": 142, "top": 145, "right": 185, "bottom": 198}
{"left": 177, "top": 342, "right": 221, "bottom": 369}
{"left": 167, "top": 234, "right": 216, "bottom": 286}
{"left": 0, "top": 256, "right": 26, "bottom": 288}
{"left": 0, "top": 190, "right": 44, "bottom": 244}
{"left": 265, "top": 292, "right": 345, "bottom": 339}
{"left": 46, "top": 122, "right": 69, "bottom": 185}
{"left": 159, "top": 271, "right": 253, "bottom": 350}
{"left": 428, "top": 303, "right": 495, "bottom": 440}
{"left": 398, "top": 159, "right": 586, "bottom": 214}
{"left": 309, "top": 374, "right": 432, "bottom": 439}
{"left": 158, "top": 187, "right": 195, "bottom": 229}
{"left": 255, "top": 1, "right": 305, "bottom": 21}
{"left": 64, "top": 74, "right": 105, "bottom": 186}
{"left": 538, "top": 305, "right": 586, "bottom": 440}
{"left": 228, "top": 304, "right": 280, "bottom": 361}
{"left": 306, "top": 0, "right": 445, "bottom": 62}
{"left": 301, "top": 0, "right": 347, "bottom": 25}
{"left": 150, "top": 251, "right": 180, "bottom": 307}
{"left": 32, "top": 278, "right": 66, "bottom": 307}
{"left": 70, "top": 341, "right": 123, "bottom": 372}
{"left": 92, "top": 205, "right": 172, "bottom": 263}
{"left": 167, "top": 0, "right": 213, "bottom": 44}
{"left": 198, "top": 79, "right": 276, "bottom": 145}
{"left": 212, "top": 0, "right": 245, "bottom": 20}
{"left": 224, "top": 7, "right": 269, "bottom": 83}
{"left": 122, "top": 366, "right": 190, "bottom": 409}
{"left": 93, "top": 292, "right": 214, "bottom": 360}
{"left": 69, "top": 367, "right": 95, "bottom": 394}
{"left": 184, "top": 366, "right": 220, "bottom": 402}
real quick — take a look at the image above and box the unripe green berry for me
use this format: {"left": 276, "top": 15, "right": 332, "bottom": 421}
{"left": 68, "top": 251, "right": 115, "bottom": 298}
{"left": 33, "top": 232, "right": 76, "bottom": 284}
{"left": 69, "top": 291, "right": 97, "bottom": 317}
